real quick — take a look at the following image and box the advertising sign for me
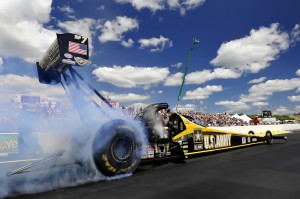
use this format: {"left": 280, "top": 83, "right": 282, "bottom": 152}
{"left": 0, "top": 133, "right": 18, "bottom": 154}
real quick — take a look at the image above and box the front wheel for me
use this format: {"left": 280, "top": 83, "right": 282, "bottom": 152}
{"left": 92, "top": 120, "right": 143, "bottom": 176}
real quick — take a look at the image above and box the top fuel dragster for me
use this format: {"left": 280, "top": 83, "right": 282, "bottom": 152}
{"left": 8, "top": 33, "right": 287, "bottom": 177}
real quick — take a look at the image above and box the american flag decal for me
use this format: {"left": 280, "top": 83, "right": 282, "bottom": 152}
{"left": 68, "top": 41, "right": 87, "bottom": 55}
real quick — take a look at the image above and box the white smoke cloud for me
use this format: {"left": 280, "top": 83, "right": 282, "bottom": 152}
{"left": 0, "top": 98, "right": 147, "bottom": 197}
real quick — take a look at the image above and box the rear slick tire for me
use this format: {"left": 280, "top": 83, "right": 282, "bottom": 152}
{"left": 92, "top": 119, "right": 143, "bottom": 176}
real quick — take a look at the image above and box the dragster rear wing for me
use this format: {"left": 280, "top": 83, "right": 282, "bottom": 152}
{"left": 37, "top": 33, "right": 89, "bottom": 84}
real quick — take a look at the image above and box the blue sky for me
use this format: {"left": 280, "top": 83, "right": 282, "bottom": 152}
{"left": 0, "top": 0, "right": 300, "bottom": 114}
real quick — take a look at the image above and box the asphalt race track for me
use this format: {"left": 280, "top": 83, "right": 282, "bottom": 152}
{"left": 11, "top": 131, "right": 300, "bottom": 199}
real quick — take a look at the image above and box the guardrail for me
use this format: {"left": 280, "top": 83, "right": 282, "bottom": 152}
{"left": 1, "top": 124, "right": 299, "bottom": 156}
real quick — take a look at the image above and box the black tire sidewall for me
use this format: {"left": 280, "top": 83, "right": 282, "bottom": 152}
{"left": 265, "top": 131, "right": 273, "bottom": 145}
{"left": 92, "top": 120, "right": 142, "bottom": 176}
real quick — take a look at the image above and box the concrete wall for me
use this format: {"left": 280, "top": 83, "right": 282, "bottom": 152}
{"left": 211, "top": 124, "right": 300, "bottom": 135}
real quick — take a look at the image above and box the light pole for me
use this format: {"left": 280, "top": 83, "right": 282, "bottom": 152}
{"left": 176, "top": 38, "right": 199, "bottom": 112}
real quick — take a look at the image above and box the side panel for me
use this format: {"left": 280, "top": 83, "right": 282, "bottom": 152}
{"left": 180, "top": 130, "right": 265, "bottom": 156}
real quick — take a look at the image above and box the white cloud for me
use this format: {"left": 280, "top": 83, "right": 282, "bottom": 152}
{"left": 164, "top": 68, "right": 241, "bottom": 86}
{"left": 98, "top": 16, "right": 139, "bottom": 43}
{"left": 252, "top": 101, "right": 269, "bottom": 107}
{"left": 115, "top": 0, "right": 206, "bottom": 15}
{"left": 101, "top": 91, "right": 150, "bottom": 102}
{"left": 164, "top": 72, "right": 183, "bottom": 86}
{"left": 128, "top": 102, "right": 150, "bottom": 110}
{"left": 0, "top": 74, "right": 67, "bottom": 103}
{"left": 0, "top": 0, "right": 59, "bottom": 63}
{"left": 138, "top": 35, "right": 173, "bottom": 52}
{"left": 296, "top": 69, "right": 300, "bottom": 76}
{"left": 169, "top": 0, "right": 206, "bottom": 15}
{"left": 57, "top": 5, "right": 74, "bottom": 15}
{"left": 186, "top": 68, "right": 241, "bottom": 85}
{"left": 291, "top": 24, "right": 300, "bottom": 45}
{"left": 121, "top": 38, "right": 134, "bottom": 47}
{"left": 215, "top": 100, "right": 250, "bottom": 113}
{"left": 92, "top": 65, "right": 169, "bottom": 88}
{"left": 158, "top": 90, "right": 163, "bottom": 94}
{"left": 115, "top": 0, "right": 165, "bottom": 12}
{"left": 0, "top": 57, "right": 3, "bottom": 72}
{"left": 173, "top": 103, "right": 197, "bottom": 111}
{"left": 241, "top": 78, "right": 300, "bottom": 103}
{"left": 296, "top": 105, "right": 300, "bottom": 112}
{"left": 248, "top": 77, "right": 266, "bottom": 84}
{"left": 97, "top": 5, "right": 105, "bottom": 10}
{"left": 210, "top": 23, "right": 290, "bottom": 74}
{"left": 288, "top": 95, "right": 300, "bottom": 102}
{"left": 183, "top": 85, "right": 223, "bottom": 100}
{"left": 58, "top": 18, "right": 98, "bottom": 53}
{"left": 171, "top": 62, "right": 183, "bottom": 68}
{"left": 273, "top": 106, "right": 291, "bottom": 115}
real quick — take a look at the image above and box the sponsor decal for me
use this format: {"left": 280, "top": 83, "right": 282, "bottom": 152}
{"left": 0, "top": 134, "right": 18, "bottom": 153}
{"left": 68, "top": 41, "right": 87, "bottom": 55}
{"left": 102, "top": 154, "right": 116, "bottom": 172}
{"left": 252, "top": 138, "right": 257, "bottom": 142}
{"left": 242, "top": 137, "right": 246, "bottom": 144}
{"left": 64, "top": 53, "right": 73, "bottom": 59}
{"left": 62, "top": 59, "right": 75, "bottom": 65}
{"left": 182, "top": 141, "right": 188, "bottom": 145}
{"left": 74, "top": 35, "right": 88, "bottom": 44}
{"left": 74, "top": 57, "right": 89, "bottom": 66}
{"left": 120, "top": 160, "right": 137, "bottom": 173}
{"left": 247, "top": 137, "right": 251, "bottom": 143}
{"left": 194, "top": 144, "right": 203, "bottom": 150}
{"left": 204, "top": 134, "right": 231, "bottom": 149}
{"left": 147, "top": 147, "right": 154, "bottom": 158}
{"left": 194, "top": 129, "right": 203, "bottom": 143}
